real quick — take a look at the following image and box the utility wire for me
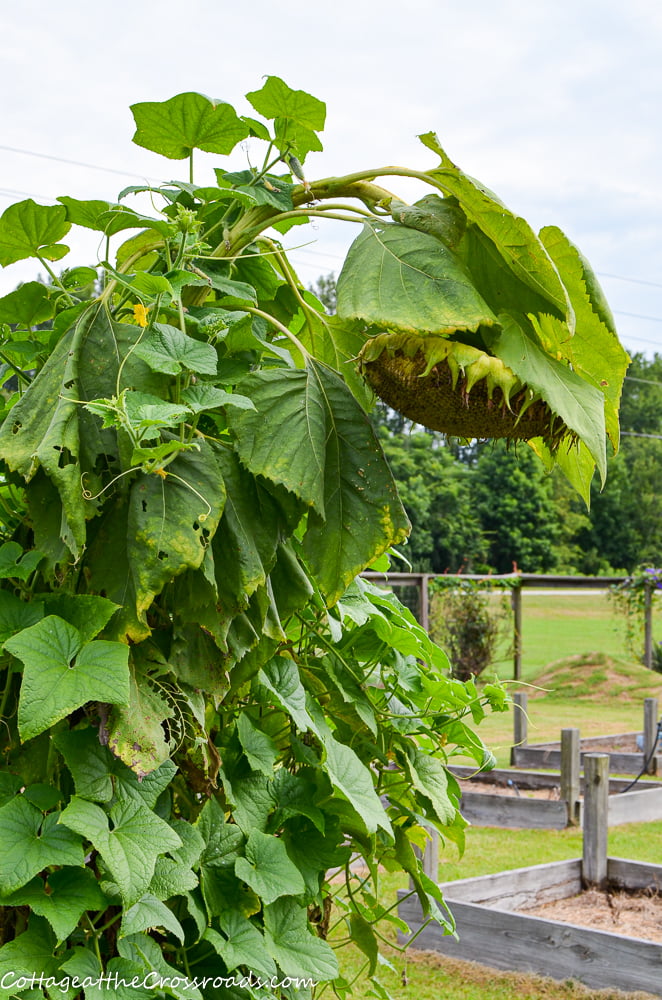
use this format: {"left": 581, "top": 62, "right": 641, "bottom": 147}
{"left": 0, "top": 143, "right": 158, "bottom": 181}
{"left": 615, "top": 310, "right": 662, "bottom": 324}
{"left": 597, "top": 271, "right": 662, "bottom": 291}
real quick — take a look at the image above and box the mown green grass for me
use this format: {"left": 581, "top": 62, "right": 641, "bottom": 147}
{"left": 487, "top": 590, "right": 662, "bottom": 683}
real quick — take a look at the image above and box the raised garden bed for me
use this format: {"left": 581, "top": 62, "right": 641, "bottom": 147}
{"left": 398, "top": 857, "right": 662, "bottom": 996}
{"left": 400, "top": 754, "right": 662, "bottom": 997}
{"left": 511, "top": 693, "right": 662, "bottom": 775}
{"left": 451, "top": 763, "right": 662, "bottom": 829}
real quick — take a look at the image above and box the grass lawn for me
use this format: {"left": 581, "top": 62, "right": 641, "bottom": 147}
{"left": 484, "top": 590, "right": 662, "bottom": 683}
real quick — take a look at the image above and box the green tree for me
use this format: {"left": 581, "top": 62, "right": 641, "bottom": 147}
{"left": 473, "top": 442, "right": 561, "bottom": 573}
{"left": 379, "top": 430, "right": 487, "bottom": 572}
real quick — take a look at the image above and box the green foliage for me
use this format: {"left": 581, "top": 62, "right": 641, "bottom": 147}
{"left": 377, "top": 430, "right": 486, "bottom": 572}
{"left": 429, "top": 578, "right": 511, "bottom": 681}
{"left": 610, "top": 565, "right": 662, "bottom": 664}
{"left": 0, "top": 78, "right": 620, "bottom": 997}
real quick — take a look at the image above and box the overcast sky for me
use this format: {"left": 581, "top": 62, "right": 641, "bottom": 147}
{"left": 2, "top": 0, "right": 662, "bottom": 359}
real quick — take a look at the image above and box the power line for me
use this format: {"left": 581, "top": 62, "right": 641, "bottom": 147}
{"left": 621, "top": 431, "right": 662, "bottom": 440}
{"left": 597, "top": 271, "right": 662, "bottom": 290}
{"left": 625, "top": 375, "right": 662, "bottom": 386}
{"left": 615, "top": 310, "right": 662, "bottom": 324}
{"left": 0, "top": 143, "right": 158, "bottom": 181}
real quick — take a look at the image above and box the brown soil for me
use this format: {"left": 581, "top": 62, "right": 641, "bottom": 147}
{"left": 457, "top": 778, "right": 561, "bottom": 799}
{"left": 523, "top": 886, "right": 662, "bottom": 943}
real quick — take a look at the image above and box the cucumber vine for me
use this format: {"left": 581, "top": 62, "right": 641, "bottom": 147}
{"left": 0, "top": 76, "right": 625, "bottom": 998}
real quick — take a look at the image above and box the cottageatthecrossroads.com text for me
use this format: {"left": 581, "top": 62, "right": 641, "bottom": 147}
{"left": 0, "top": 971, "right": 317, "bottom": 992}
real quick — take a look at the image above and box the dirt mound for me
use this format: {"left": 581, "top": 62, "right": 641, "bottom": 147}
{"left": 530, "top": 652, "right": 662, "bottom": 702}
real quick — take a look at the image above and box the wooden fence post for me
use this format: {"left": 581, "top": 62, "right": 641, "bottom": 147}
{"left": 644, "top": 580, "right": 653, "bottom": 671}
{"left": 510, "top": 691, "right": 528, "bottom": 765}
{"left": 420, "top": 574, "right": 430, "bottom": 632}
{"left": 583, "top": 753, "right": 609, "bottom": 888}
{"left": 643, "top": 697, "right": 659, "bottom": 775}
{"left": 560, "top": 728, "right": 580, "bottom": 825}
{"left": 411, "top": 826, "right": 439, "bottom": 891}
{"left": 511, "top": 585, "right": 522, "bottom": 681}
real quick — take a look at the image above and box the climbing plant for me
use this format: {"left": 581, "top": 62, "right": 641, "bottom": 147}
{"left": 0, "top": 78, "right": 625, "bottom": 997}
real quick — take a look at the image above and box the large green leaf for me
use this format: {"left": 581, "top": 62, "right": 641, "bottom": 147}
{"left": 491, "top": 315, "right": 607, "bottom": 481}
{"left": 205, "top": 912, "right": 278, "bottom": 979}
{"left": 53, "top": 726, "right": 115, "bottom": 802}
{"left": 257, "top": 656, "right": 312, "bottom": 732}
{"left": 0, "top": 199, "right": 70, "bottom": 266}
{"left": 294, "top": 311, "right": 373, "bottom": 408}
{"left": 246, "top": 76, "right": 326, "bottom": 159}
{"left": 127, "top": 439, "right": 226, "bottom": 622}
{"left": 0, "top": 308, "right": 90, "bottom": 556}
{"left": 400, "top": 747, "right": 456, "bottom": 825}
{"left": 40, "top": 592, "right": 118, "bottom": 644}
{"left": 120, "top": 892, "right": 184, "bottom": 943}
{"left": 229, "top": 360, "right": 409, "bottom": 603}
{"left": 337, "top": 222, "right": 497, "bottom": 336}
{"left": 0, "top": 868, "right": 107, "bottom": 942}
{"left": 539, "top": 225, "right": 630, "bottom": 451}
{"left": 0, "top": 797, "right": 84, "bottom": 894}
{"left": 131, "top": 92, "right": 249, "bottom": 159}
{"left": 0, "top": 305, "right": 170, "bottom": 562}
{"left": 59, "top": 792, "right": 182, "bottom": 906}
{"left": 246, "top": 77, "right": 325, "bottom": 131}
{"left": 5, "top": 616, "right": 130, "bottom": 742}
{"left": 149, "top": 820, "right": 204, "bottom": 900}
{"left": 0, "top": 590, "right": 43, "bottom": 647}
{"left": 420, "top": 132, "right": 572, "bottom": 323}
{"left": 209, "top": 446, "right": 304, "bottom": 639}
{"left": 324, "top": 736, "right": 392, "bottom": 836}
{"left": 0, "top": 918, "right": 59, "bottom": 1000}
{"left": 0, "top": 281, "right": 53, "bottom": 325}
{"left": 263, "top": 897, "right": 338, "bottom": 980}
{"left": 133, "top": 322, "right": 218, "bottom": 376}
{"left": 5, "top": 621, "right": 121, "bottom": 743}
{"left": 237, "top": 711, "right": 279, "bottom": 776}
{"left": 235, "top": 828, "right": 305, "bottom": 904}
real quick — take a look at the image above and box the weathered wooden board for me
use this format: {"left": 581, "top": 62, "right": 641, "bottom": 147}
{"left": 434, "top": 859, "right": 582, "bottom": 909}
{"left": 511, "top": 734, "right": 662, "bottom": 775}
{"left": 458, "top": 792, "right": 568, "bottom": 829}
{"left": 608, "top": 857, "right": 662, "bottom": 891}
{"left": 604, "top": 786, "right": 662, "bottom": 826}
{"left": 398, "top": 857, "right": 662, "bottom": 997}
{"left": 451, "top": 766, "right": 662, "bottom": 829}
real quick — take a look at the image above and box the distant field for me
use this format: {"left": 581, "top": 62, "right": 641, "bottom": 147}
{"left": 486, "top": 590, "right": 662, "bottom": 682}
